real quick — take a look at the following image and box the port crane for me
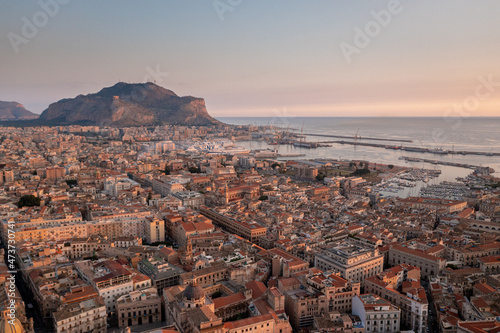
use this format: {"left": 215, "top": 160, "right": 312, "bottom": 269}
{"left": 300, "top": 121, "right": 305, "bottom": 143}
{"left": 353, "top": 128, "right": 360, "bottom": 146}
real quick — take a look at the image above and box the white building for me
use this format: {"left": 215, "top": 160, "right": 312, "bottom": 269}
{"left": 103, "top": 176, "right": 140, "bottom": 197}
{"left": 76, "top": 260, "right": 134, "bottom": 315}
{"left": 352, "top": 294, "right": 401, "bottom": 333}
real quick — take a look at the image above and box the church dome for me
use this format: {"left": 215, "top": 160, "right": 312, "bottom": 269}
{"left": 0, "top": 317, "right": 25, "bottom": 333}
{"left": 183, "top": 282, "right": 205, "bottom": 301}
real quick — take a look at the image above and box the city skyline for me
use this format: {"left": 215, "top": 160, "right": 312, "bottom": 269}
{"left": 1, "top": 0, "right": 499, "bottom": 117}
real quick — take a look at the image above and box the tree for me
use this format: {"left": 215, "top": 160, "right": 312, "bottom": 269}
{"left": 352, "top": 168, "right": 370, "bottom": 176}
{"left": 388, "top": 164, "right": 394, "bottom": 169}
{"left": 259, "top": 195, "right": 268, "bottom": 201}
{"left": 65, "top": 179, "right": 77, "bottom": 187}
{"left": 211, "top": 291, "right": 223, "bottom": 299}
{"left": 164, "top": 165, "right": 170, "bottom": 175}
{"left": 18, "top": 195, "right": 41, "bottom": 208}
{"left": 316, "top": 174, "right": 325, "bottom": 182}
{"left": 188, "top": 166, "right": 201, "bottom": 174}
{"left": 271, "top": 162, "right": 281, "bottom": 169}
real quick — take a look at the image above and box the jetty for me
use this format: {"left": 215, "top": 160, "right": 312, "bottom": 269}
{"left": 321, "top": 140, "right": 500, "bottom": 157}
{"left": 306, "top": 133, "right": 412, "bottom": 143}
{"left": 400, "top": 156, "right": 495, "bottom": 173}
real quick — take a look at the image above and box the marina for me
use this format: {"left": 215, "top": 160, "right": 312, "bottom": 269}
{"left": 375, "top": 168, "right": 442, "bottom": 197}
{"left": 419, "top": 181, "right": 472, "bottom": 201}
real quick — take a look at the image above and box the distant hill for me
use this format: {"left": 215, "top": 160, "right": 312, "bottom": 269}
{"left": 0, "top": 101, "right": 39, "bottom": 121}
{"left": 34, "top": 82, "right": 222, "bottom": 127}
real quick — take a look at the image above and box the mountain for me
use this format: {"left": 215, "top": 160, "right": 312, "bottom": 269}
{"left": 37, "top": 82, "right": 222, "bottom": 126}
{"left": 0, "top": 101, "right": 39, "bottom": 121}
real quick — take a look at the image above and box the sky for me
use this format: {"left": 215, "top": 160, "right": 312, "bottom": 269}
{"left": 1, "top": 0, "right": 499, "bottom": 118}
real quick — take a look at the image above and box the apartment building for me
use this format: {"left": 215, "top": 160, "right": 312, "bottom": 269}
{"left": 278, "top": 276, "right": 328, "bottom": 330}
{"left": 46, "top": 166, "right": 66, "bottom": 180}
{"left": 116, "top": 287, "right": 161, "bottom": 328}
{"left": 200, "top": 206, "right": 267, "bottom": 244}
{"left": 137, "top": 257, "right": 184, "bottom": 295}
{"left": 388, "top": 245, "right": 447, "bottom": 278}
{"left": 172, "top": 191, "right": 205, "bottom": 209}
{"left": 76, "top": 260, "right": 134, "bottom": 315}
{"left": 305, "top": 271, "right": 361, "bottom": 313}
{"left": 314, "top": 241, "right": 384, "bottom": 283}
{"left": 52, "top": 296, "right": 107, "bottom": 333}
{"left": 365, "top": 264, "right": 428, "bottom": 333}
{"left": 145, "top": 217, "right": 165, "bottom": 244}
{"left": 478, "top": 255, "right": 500, "bottom": 274}
{"left": 352, "top": 294, "right": 401, "bottom": 333}
{"left": 269, "top": 248, "right": 309, "bottom": 278}
{"left": 397, "top": 197, "right": 467, "bottom": 213}
{"left": 448, "top": 242, "right": 500, "bottom": 267}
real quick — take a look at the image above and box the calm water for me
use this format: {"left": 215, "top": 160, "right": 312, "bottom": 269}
{"left": 217, "top": 117, "right": 500, "bottom": 180}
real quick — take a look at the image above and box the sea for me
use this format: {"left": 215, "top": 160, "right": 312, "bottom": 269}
{"left": 217, "top": 117, "right": 500, "bottom": 197}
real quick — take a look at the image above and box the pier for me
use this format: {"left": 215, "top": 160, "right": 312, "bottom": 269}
{"left": 278, "top": 153, "right": 306, "bottom": 157}
{"left": 400, "top": 156, "right": 495, "bottom": 173}
{"left": 320, "top": 140, "right": 500, "bottom": 157}
{"left": 306, "top": 133, "right": 413, "bottom": 143}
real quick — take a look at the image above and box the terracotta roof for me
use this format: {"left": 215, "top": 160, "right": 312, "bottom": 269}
{"left": 477, "top": 255, "right": 500, "bottom": 264}
{"left": 224, "top": 313, "right": 273, "bottom": 329}
{"left": 392, "top": 245, "right": 445, "bottom": 262}
{"left": 245, "top": 280, "right": 267, "bottom": 300}
{"left": 457, "top": 321, "right": 500, "bottom": 333}
{"left": 213, "top": 292, "right": 246, "bottom": 309}
{"left": 474, "top": 282, "right": 497, "bottom": 294}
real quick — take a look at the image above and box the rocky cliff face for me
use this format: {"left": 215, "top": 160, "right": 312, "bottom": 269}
{"left": 38, "top": 82, "right": 222, "bottom": 126}
{"left": 0, "top": 101, "right": 38, "bottom": 121}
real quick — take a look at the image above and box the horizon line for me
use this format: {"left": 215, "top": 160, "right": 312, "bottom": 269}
{"left": 215, "top": 116, "right": 500, "bottom": 118}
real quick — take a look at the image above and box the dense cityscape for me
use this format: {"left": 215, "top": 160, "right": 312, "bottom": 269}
{"left": 2, "top": 1, "right": 500, "bottom": 332}
{"left": 0, "top": 123, "right": 498, "bottom": 333}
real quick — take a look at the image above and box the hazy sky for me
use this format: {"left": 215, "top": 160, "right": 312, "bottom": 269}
{"left": 1, "top": 0, "right": 499, "bottom": 117}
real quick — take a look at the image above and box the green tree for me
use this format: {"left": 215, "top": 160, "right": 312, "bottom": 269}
{"left": 388, "top": 164, "right": 394, "bottom": 169}
{"left": 188, "top": 166, "right": 201, "bottom": 173}
{"left": 211, "top": 291, "right": 223, "bottom": 299}
{"left": 259, "top": 195, "right": 268, "bottom": 201}
{"left": 18, "top": 195, "right": 41, "bottom": 208}
{"left": 164, "top": 165, "right": 170, "bottom": 175}
{"left": 65, "top": 179, "right": 78, "bottom": 187}
{"left": 352, "top": 168, "right": 370, "bottom": 176}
